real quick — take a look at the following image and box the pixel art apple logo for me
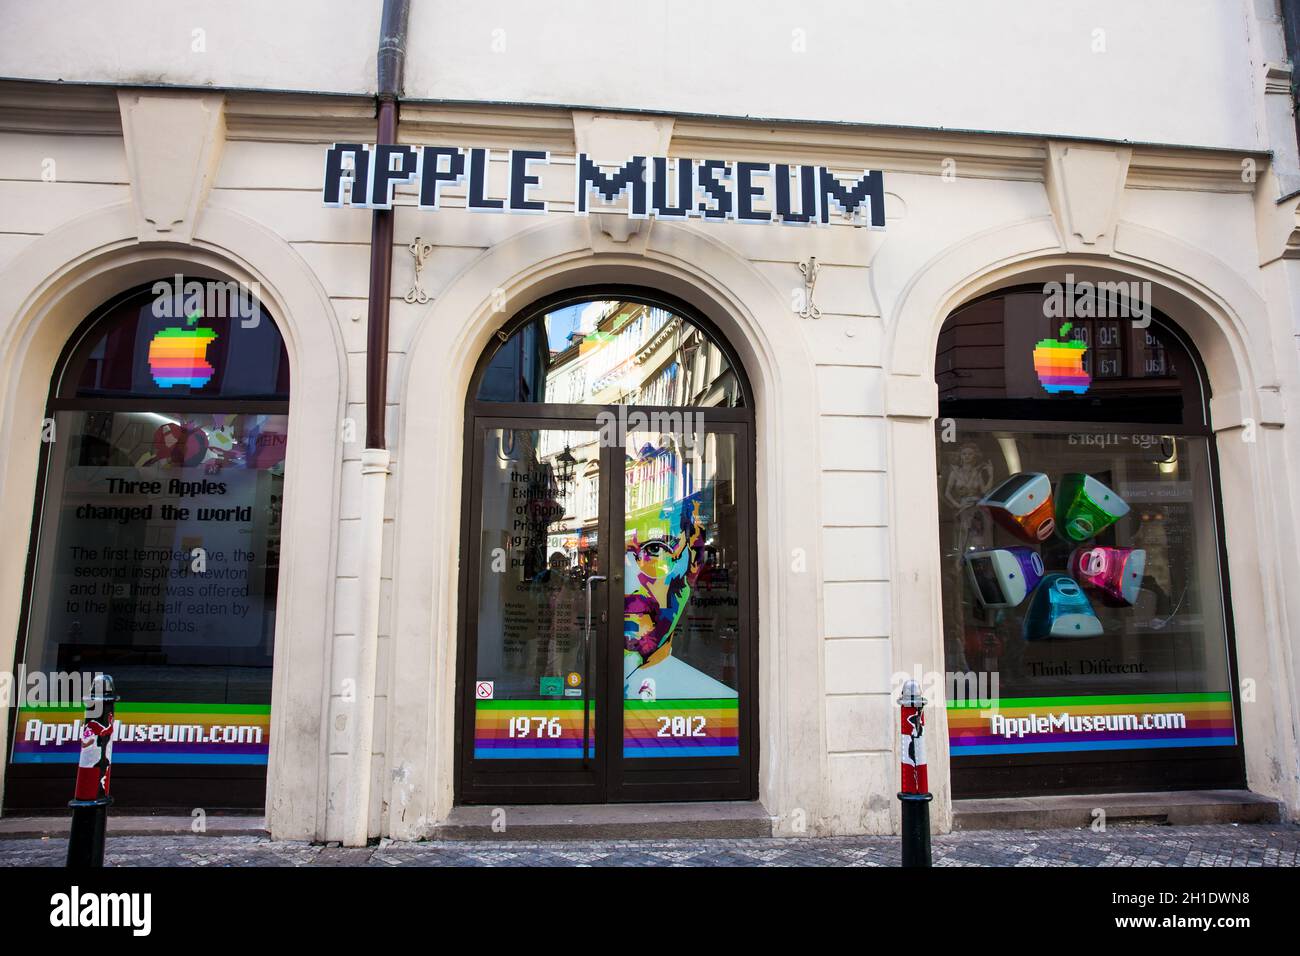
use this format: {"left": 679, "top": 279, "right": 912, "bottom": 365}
{"left": 1033, "top": 321, "right": 1091, "bottom": 395}
{"left": 148, "top": 307, "right": 218, "bottom": 388}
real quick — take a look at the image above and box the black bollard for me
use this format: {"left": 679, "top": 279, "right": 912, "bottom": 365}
{"left": 897, "top": 679, "right": 933, "bottom": 867}
{"left": 66, "top": 674, "right": 116, "bottom": 868}
{"left": 899, "top": 792, "right": 934, "bottom": 868}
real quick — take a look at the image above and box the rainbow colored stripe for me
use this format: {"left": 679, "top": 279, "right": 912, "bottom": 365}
{"left": 11, "top": 702, "right": 269, "bottom": 765}
{"left": 1032, "top": 338, "right": 1090, "bottom": 394}
{"left": 948, "top": 692, "right": 1235, "bottom": 755}
{"left": 473, "top": 698, "right": 740, "bottom": 759}
{"left": 624, "top": 699, "right": 739, "bottom": 758}
{"left": 474, "top": 699, "right": 594, "bottom": 759}
{"left": 148, "top": 326, "right": 218, "bottom": 388}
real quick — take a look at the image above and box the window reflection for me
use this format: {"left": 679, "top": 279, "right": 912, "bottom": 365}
{"left": 23, "top": 410, "right": 285, "bottom": 703}
{"left": 934, "top": 290, "right": 1238, "bottom": 796}
{"left": 478, "top": 299, "right": 743, "bottom": 407}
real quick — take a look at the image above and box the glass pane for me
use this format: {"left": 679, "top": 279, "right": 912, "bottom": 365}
{"left": 937, "top": 430, "right": 1235, "bottom": 758}
{"left": 935, "top": 292, "right": 1198, "bottom": 424}
{"left": 69, "top": 282, "right": 289, "bottom": 400}
{"left": 13, "top": 410, "right": 285, "bottom": 766}
{"left": 477, "top": 299, "right": 743, "bottom": 407}
{"left": 623, "top": 428, "right": 741, "bottom": 757}
{"left": 473, "top": 428, "right": 599, "bottom": 759}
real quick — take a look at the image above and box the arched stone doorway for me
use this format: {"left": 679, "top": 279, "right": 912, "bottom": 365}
{"left": 455, "top": 287, "right": 758, "bottom": 804}
{"left": 0, "top": 212, "right": 347, "bottom": 839}
{"left": 932, "top": 284, "right": 1245, "bottom": 797}
{"left": 5, "top": 279, "right": 290, "bottom": 810}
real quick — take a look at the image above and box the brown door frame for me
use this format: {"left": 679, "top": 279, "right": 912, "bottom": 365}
{"left": 454, "top": 410, "right": 758, "bottom": 805}
{"left": 455, "top": 415, "right": 611, "bottom": 805}
{"left": 454, "top": 285, "right": 760, "bottom": 806}
{"left": 607, "top": 417, "right": 755, "bottom": 803}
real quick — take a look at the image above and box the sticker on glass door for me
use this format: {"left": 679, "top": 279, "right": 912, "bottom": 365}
{"left": 474, "top": 699, "right": 595, "bottom": 758}
{"left": 472, "top": 427, "right": 600, "bottom": 760}
{"left": 622, "top": 431, "right": 741, "bottom": 757}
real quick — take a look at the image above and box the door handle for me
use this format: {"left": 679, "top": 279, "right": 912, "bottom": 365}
{"left": 582, "top": 574, "right": 607, "bottom": 764}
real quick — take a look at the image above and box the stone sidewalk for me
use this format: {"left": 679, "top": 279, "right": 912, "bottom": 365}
{"left": 1, "top": 822, "right": 1296, "bottom": 866}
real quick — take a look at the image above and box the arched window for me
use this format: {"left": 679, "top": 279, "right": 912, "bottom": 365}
{"left": 7, "top": 280, "right": 289, "bottom": 811}
{"left": 458, "top": 288, "right": 756, "bottom": 805}
{"left": 935, "top": 285, "right": 1242, "bottom": 798}
{"left": 476, "top": 295, "right": 745, "bottom": 407}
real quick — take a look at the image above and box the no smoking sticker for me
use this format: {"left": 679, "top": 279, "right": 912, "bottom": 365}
{"left": 475, "top": 681, "right": 494, "bottom": 700}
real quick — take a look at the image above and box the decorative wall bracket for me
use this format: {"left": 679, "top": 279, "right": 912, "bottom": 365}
{"left": 405, "top": 237, "right": 434, "bottom": 304}
{"left": 798, "top": 257, "right": 822, "bottom": 319}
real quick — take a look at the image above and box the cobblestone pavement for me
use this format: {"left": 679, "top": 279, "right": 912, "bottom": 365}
{"left": 0, "top": 823, "right": 1296, "bottom": 867}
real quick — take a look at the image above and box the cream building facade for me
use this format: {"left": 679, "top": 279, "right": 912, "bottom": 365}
{"left": 1, "top": 1, "right": 1299, "bottom": 842}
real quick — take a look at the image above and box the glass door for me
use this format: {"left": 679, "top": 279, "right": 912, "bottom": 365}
{"left": 459, "top": 421, "right": 608, "bottom": 803}
{"left": 458, "top": 417, "right": 754, "bottom": 804}
{"left": 610, "top": 423, "right": 753, "bottom": 801}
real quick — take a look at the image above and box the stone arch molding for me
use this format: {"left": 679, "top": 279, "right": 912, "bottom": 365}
{"left": 403, "top": 216, "right": 816, "bottom": 409}
{"left": 0, "top": 201, "right": 346, "bottom": 840}
{"left": 385, "top": 216, "right": 830, "bottom": 837}
{"left": 879, "top": 213, "right": 1300, "bottom": 827}
{"left": 883, "top": 215, "right": 1276, "bottom": 428}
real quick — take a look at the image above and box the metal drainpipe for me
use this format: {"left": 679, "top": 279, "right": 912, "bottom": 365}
{"left": 345, "top": 0, "right": 410, "bottom": 848}
{"left": 1283, "top": 0, "right": 1300, "bottom": 154}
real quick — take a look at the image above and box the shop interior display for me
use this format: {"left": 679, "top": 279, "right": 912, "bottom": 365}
{"left": 1067, "top": 546, "right": 1147, "bottom": 607}
{"left": 1055, "top": 472, "right": 1129, "bottom": 541}
{"left": 962, "top": 547, "right": 1044, "bottom": 608}
{"left": 1022, "top": 573, "right": 1105, "bottom": 640}
{"left": 978, "top": 472, "right": 1055, "bottom": 543}
{"left": 965, "top": 471, "right": 1140, "bottom": 640}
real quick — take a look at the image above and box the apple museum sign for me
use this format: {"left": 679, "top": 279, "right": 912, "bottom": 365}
{"left": 321, "top": 144, "right": 886, "bottom": 228}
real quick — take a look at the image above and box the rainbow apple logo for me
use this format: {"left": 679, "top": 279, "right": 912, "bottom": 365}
{"left": 1033, "top": 321, "right": 1090, "bottom": 395}
{"left": 149, "top": 309, "right": 217, "bottom": 388}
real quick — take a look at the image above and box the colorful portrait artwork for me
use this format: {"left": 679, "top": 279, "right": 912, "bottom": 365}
{"left": 623, "top": 447, "right": 734, "bottom": 702}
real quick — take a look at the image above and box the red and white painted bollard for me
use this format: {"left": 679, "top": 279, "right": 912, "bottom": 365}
{"left": 898, "top": 679, "right": 933, "bottom": 867}
{"left": 67, "top": 674, "right": 116, "bottom": 868}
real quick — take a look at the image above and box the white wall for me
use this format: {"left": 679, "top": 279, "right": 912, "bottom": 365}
{"left": 0, "top": 0, "right": 1264, "bottom": 150}
{"left": 0, "top": 0, "right": 380, "bottom": 97}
